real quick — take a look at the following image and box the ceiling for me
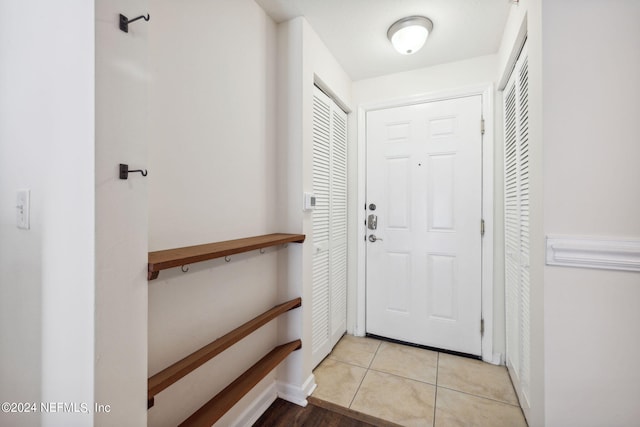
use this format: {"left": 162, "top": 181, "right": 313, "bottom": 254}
{"left": 255, "top": 0, "right": 512, "bottom": 81}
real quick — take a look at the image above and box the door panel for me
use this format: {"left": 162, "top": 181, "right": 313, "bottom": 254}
{"left": 386, "top": 252, "right": 411, "bottom": 312}
{"left": 366, "top": 95, "right": 483, "bottom": 356}
{"left": 387, "top": 157, "right": 411, "bottom": 228}
{"left": 504, "top": 41, "right": 531, "bottom": 409}
{"left": 311, "top": 86, "right": 348, "bottom": 368}
{"left": 428, "top": 254, "right": 456, "bottom": 321}
{"left": 428, "top": 153, "right": 455, "bottom": 230}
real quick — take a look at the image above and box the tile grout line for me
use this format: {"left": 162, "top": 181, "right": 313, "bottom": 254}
{"left": 367, "top": 366, "right": 438, "bottom": 386}
{"left": 322, "top": 336, "right": 524, "bottom": 426}
{"left": 368, "top": 340, "right": 439, "bottom": 386}
{"left": 436, "top": 384, "right": 522, "bottom": 407}
{"left": 347, "top": 341, "right": 381, "bottom": 409}
{"left": 347, "top": 370, "right": 367, "bottom": 409}
{"left": 327, "top": 356, "right": 374, "bottom": 370}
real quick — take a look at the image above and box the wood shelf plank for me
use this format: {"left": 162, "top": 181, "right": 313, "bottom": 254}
{"left": 148, "top": 298, "right": 302, "bottom": 403}
{"left": 148, "top": 233, "right": 305, "bottom": 280}
{"left": 178, "top": 340, "right": 302, "bottom": 427}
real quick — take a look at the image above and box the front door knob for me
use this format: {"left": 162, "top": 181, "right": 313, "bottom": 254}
{"left": 368, "top": 235, "right": 383, "bottom": 243}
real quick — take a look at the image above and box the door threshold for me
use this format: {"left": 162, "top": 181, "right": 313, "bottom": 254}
{"left": 365, "top": 333, "right": 482, "bottom": 361}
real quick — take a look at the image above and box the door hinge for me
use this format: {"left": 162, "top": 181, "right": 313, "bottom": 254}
{"left": 481, "top": 318, "right": 485, "bottom": 336}
{"left": 481, "top": 219, "right": 485, "bottom": 237}
{"left": 481, "top": 118, "right": 485, "bottom": 135}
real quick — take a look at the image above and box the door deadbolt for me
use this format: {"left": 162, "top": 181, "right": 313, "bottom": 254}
{"left": 367, "top": 214, "right": 378, "bottom": 230}
{"left": 369, "top": 203, "right": 376, "bottom": 211}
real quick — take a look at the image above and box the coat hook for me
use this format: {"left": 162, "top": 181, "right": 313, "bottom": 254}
{"left": 119, "top": 164, "right": 148, "bottom": 179}
{"left": 260, "top": 248, "right": 266, "bottom": 254}
{"left": 119, "top": 13, "right": 150, "bottom": 33}
{"left": 225, "top": 256, "right": 231, "bottom": 263}
{"left": 181, "top": 265, "right": 189, "bottom": 273}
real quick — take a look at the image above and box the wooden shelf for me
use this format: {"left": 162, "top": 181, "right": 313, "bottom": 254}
{"left": 147, "top": 298, "right": 302, "bottom": 407}
{"left": 178, "top": 339, "right": 302, "bottom": 427}
{"left": 147, "top": 233, "right": 304, "bottom": 419}
{"left": 148, "top": 233, "right": 305, "bottom": 280}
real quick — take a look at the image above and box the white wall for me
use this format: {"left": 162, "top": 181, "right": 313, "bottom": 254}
{"left": 352, "top": 55, "right": 497, "bottom": 105}
{"left": 541, "top": 1, "right": 640, "bottom": 426}
{"left": 147, "top": 1, "right": 281, "bottom": 425}
{"left": 275, "top": 16, "right": 352, "bottom": 399}
{"left": 0, "top": 1, "right": 95, "bottom": 426}
{"left": 350, "top": 55, "right": 503, "bottom": 358}
{"left": 94, "top": 0, "right": 149, "bottom": 425}
{"left": 498, "top": 2, "right": 640, "bottom": 426}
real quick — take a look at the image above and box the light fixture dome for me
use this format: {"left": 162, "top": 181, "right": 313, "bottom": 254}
{"left": 387, "top": 16, "right": 433, "bottom": 55}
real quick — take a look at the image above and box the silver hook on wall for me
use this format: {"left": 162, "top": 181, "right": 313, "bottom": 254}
{"left": 181, "top": 265, "right": 189, "bottom": 273}
{"left": 225, "top": 256, "right": 231, "bottom": 263}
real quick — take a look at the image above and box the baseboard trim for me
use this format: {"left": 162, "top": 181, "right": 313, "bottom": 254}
{"left": 276, "top": 373, "right": 316, "bottom": 407}
{"left": 491, "top": 353, "right": 504, "bottom": 365}
{"left": 231, "top": 382, "right": 278, "bottom": 427}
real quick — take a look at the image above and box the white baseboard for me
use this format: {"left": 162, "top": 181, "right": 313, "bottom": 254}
{"left": 546, "top": 235, "right": 640, "bottom": 272}
{"left": 490, "top": 353, "right": 504, "bottom": 365}
{"left": 231, "top": 382, "right": 278, "bottom": 427}
{"left": 276, "top": 373, "right": 316, "bottom": 407}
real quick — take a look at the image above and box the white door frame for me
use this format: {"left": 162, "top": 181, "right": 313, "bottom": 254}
{"left": 355, "top": 84, "right": 496, "bottom": 363}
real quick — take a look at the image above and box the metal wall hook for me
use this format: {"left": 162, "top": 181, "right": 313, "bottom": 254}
{"left": 119, "top": 164, "right": 148, "bottom": 179}
{"left": 260, "top": 248, "right": 266, "bottom": 254}
{"left": 119, "top": 13, "right": 150, "bottom": 33}
{"left": 224, "top": 256, "right": 231, "bottom": 263}
{"left": 181, "top": 265, "right": 189, "bottom": 273}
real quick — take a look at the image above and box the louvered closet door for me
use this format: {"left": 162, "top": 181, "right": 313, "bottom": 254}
{"left": 329, "top": 104, "right": 348, "bottom": 346}
{"left": 311, "top": 86, "right": 348, "bottom": 368}
{"left": 504, "top": 41, "right": 530, "bottom": 409}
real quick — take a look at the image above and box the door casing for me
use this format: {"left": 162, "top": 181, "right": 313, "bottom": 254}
{"left": 354, "top": 84, "right": 497, "bottom": 364}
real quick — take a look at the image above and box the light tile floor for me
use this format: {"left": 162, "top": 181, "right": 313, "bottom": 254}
{"left": 312, "top": 335, "right": 527, "bottom": 427}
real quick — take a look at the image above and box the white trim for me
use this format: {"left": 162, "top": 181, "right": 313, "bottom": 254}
{"left": 507, "top": 360, "right": 531, "bottom": 410}
{"left": 498, "top": 13, "right": 528, "bottom": 91}
{"left": 314, "top": 75, "right": 352, "bottom": 114}
{"left": 231, "top": 382, "right": 278, "bottom": 427}
{"left": 480, "top": 85, "right": 495, "bottom": 363}
{"left": 355, "top": 84, "right": 495, "bottom": 362}
{"left": 276, "top": 373, "right": 316, "bottom": 407}
{"left": 491, "top": 353, "right": 504, "bottom": 365}
{"left": 546, "top": 236, "right": 640, "bottom": 272}
{"left": 360, "top": 84, "right": 495, "bottom": 113}
{"left": 355, "top": 105, "right": 367, "bottom": 337}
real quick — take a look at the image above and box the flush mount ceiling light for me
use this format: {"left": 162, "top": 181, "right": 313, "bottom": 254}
{"left": 387, "top": 16, "right": 434, "bottom": 55}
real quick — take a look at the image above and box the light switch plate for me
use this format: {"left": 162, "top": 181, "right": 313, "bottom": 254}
{"left": 303, "top": 192, "right": 316, "bottom": 211}
{"left": 16, "top": 189, "right": 30, "bottom": 230}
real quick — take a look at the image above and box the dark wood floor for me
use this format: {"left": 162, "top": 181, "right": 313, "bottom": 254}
{"left": 253, "top": 398, "right": 394, "bottom": 427}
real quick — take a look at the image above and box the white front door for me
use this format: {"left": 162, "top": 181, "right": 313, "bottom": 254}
{"left": 365, "top": 95, "right": 483, "bottom": 356}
